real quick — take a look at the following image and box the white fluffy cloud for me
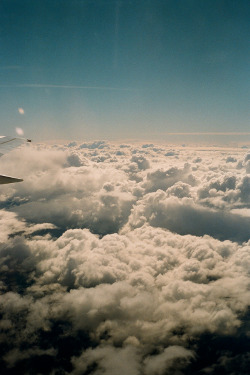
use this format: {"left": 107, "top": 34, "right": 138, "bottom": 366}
{"left": 0, "top": 141, "right": 249, "bottom": 374}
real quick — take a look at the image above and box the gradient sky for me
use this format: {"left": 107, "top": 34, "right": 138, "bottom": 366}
{"left": 0, "top": 0, "right": 249, "bottom": 141}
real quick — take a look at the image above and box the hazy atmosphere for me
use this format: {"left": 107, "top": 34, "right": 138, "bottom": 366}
{"left": 0, "top": 1, "right": 250, "bottom": 375}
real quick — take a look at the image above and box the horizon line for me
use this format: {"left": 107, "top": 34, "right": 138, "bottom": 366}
{"left": 166, "top": 132, "right": 250, "bottom": 135}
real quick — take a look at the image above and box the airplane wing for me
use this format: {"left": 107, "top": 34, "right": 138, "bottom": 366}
{"left": 0, "top": 136, "right": 28, "bottom": 157}
{"left": 0, "top": 136, "right": 31, "bottom": 184}
{"left": 0, "top": 175, "right": 23, "bottom": 184}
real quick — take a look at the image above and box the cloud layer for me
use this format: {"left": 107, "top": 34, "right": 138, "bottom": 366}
{"left": 0, "top": 141, "right": 249, "bottom": 374}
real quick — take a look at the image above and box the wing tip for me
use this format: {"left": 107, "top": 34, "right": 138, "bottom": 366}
{"left": 0, "top": 175, "right": 23, "bottom": 184}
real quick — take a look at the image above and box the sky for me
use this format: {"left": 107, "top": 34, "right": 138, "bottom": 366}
{"left": 0, "top": 0, "right": 249, "bottom": 141}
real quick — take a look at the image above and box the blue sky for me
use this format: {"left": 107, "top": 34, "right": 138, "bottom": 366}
{"left": 0, "top": 0, "right": 249, "bottom": 141}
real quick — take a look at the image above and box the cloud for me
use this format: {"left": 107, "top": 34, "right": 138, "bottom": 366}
{"left": 143, "top": 164, "right": 196, "bottom": 193}
{"left": 71, "top": 346, "right": 141, "bottom": 375}
{"left": 143, "top": 346, "right": 194, "bottom": 375}
{"left": 0, "top": 222, "right": 249, "bottom": 373}
{"left": 71, "top": 345, "right": 194, "bottom": 375}
{"left": 131, "top": 155, "right": 150, "bottom": 170}
{"left": 125, "top": 192, "right": 250, "bottom": 242}
{"left": 79, "top": 141, "right": 108, "bottom": 149}
{"left": 238, "top": 176, "right": 250, "bottom": 203}
{"left": 0, "top": 141, "right": 249, "bottom": 374}
{"left": 226, "top": 156, "right": 237, "bottom": 163}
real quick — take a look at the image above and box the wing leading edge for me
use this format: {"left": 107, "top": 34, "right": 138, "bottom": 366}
{"left": 0, "top": 136, "right": 31, "bottom": 184}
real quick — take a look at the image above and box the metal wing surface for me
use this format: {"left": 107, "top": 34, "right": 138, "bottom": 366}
{"left": 0, "top": 136, "right": 27, "bottom": 157}
{"left": 0, "top": 136, "right": 31, "bottom": 184}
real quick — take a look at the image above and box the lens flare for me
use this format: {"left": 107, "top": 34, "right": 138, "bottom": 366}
{"left": 18, "top": 108, "right": 25, "bottom": 115}
{"left": 16, "top": 127, "right": 24, "bottom": 136}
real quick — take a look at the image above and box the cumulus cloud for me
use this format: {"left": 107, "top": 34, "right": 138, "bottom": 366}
{"left": 79, "top": 140, "right": 108, "bottom": 149}
{"left": 143, "top": 164, "right": 196, "bottom": 193}
{"left": 0, "top": 141, "right": 249, "bottom": 374}
{"left": 125, "top": 192, "right": 250, "bottom": 242}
